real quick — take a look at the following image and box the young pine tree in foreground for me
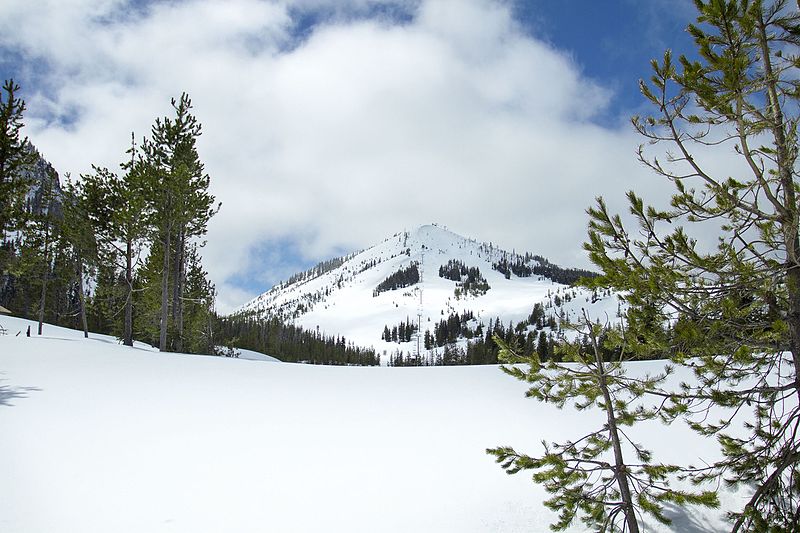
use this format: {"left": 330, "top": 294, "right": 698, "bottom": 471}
{"left": 488, "top": 313, "right": 717, "bottom": 532}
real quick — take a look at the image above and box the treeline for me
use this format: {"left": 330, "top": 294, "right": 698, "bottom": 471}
{"left": 492, "top": 254, "right": 597, "bottom": 285}
{"left": 218, "top": 314, "right": 379, "bottom": 365}
{"left": 373, "top": 262, "right": 419, "bottom": 295}
{"left": 278, "top": 254, "right": 356, "bottom": 290}
{"left": 492, "top": 257, "right": 532, "bottom": 278}
{"left": 531, "top": 261, "right": 597, "bottom": 286}
{"left": 0, "top": 80, "right": 218, "bottom": 354}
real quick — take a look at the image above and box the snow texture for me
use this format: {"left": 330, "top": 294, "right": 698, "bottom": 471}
{"left": 0, "top": 315, "right": 749, "bottom": 533}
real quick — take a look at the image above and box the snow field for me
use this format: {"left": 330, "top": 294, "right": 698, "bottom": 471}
{"left": 0, "top": 315, "right": 749, "bottom": 532}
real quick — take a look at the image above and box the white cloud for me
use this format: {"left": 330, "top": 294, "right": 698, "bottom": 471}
{"left": 1, "top": 0, "right": 687, "bottom": 312}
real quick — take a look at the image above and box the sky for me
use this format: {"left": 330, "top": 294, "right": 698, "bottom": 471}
{"left": 0, "top": 0, "right": 706, "bottom": 313}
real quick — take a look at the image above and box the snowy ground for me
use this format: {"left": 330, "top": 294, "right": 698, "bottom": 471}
{"left": 0, "top": 316, "right": 749, "bottom": 532}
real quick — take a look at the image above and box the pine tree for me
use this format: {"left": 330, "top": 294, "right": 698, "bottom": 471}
{"left": 536, "top": 330, "right": 549, "bottom": 361}
{"left": 140, "top": 94, "right": 219, "bottom": 352}
{"left": 584, "top": 1, "right": 800, "bottom": 529}
{"left": 82, "top": 136, "right": 151, "bottom": 346}
{"left": 488, "top": 315, "right": 717, "bottom": 531}
{"left": 20, "top": 165, "right": 60, "bottom": 335}
{"left": 180, "top": 243, "right": 216, "bottom": 354}
{"left": 59, "top": 176, "right": 99, "bottom": 338}
{"left": 0, "top": 79, "right": 35, "bottom": 246}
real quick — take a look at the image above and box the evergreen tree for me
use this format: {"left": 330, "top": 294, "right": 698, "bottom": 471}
{"left": 488, "top": 315, "right": 717, "bottom": 531}
{"left": 180, "top": 243, "right": 217, "bottom": 354}
{"left": 536, "top": 330, "right": 549, "bottom": 361}
{"left": 584, "top": 1, "right": 800, "bottom": 529}
{"left": 140, "top": 94, "right": 219, "bottom": 352}
{"left": 82, "top": 136, "right": 151, "bottom": 346}
{"left": 0, "top": 79, "right": 34, "bottom": 246}
{"left": 16, "top": 164, "right": 62, "bottom": 335}
{"left": 59, "top": 176, "right": 99, "bottom": 337}
{"left": 374, "top": 262, "right": 420, "bottom": 294}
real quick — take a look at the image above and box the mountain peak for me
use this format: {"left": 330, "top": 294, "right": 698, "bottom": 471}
{"left": 236, "top": 226, "right": 611, "bottom": 362}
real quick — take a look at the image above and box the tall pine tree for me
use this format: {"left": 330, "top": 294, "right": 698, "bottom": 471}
{"left": 0, "top": 79, "right": 34, "bottom": 246}
{"left": 584, "top": 1, "right": 800, "bottom": 530}
{"left": 140, "top": 94, "right": 219, "bottom": 352}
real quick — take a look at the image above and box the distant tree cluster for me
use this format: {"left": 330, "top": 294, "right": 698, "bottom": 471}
{"left": 381, "top": 316, "right": 418, "bottom": 343}
{"left": 438, "top": 259, "right": 490, "bottom": 297}
{"left": 357, "top": 258, "right": 380, "bottom": 274}
{"left": 429, "top": 310, "right": 477, "bottom": 347}
{"left": 373, "top": 262, "right": 419, "bottom": 295}
{"left": 388, "top": 344, "right": 473, "bottom": 366}
{"left": 386, "top": 350, "right": 430, "bottom": 367}
{"left": 218, "top": 313, "right": 378, "bottom": 365}
{"left": 492, "top": 257, "right": 533, "bottom": 279}
{"left": 386, "top": 312, "right": 562, "bottom": 367}
{"left": 490, "top": 252, "right": 598, "bottom": 286}
{"left": 531, "top": 261, "right": 597, "bottom": 286}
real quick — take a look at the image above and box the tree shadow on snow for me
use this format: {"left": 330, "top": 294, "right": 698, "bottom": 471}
{"left": 0, "top": 382, "right": 41, "bottom": 407}
{"left": 660, "top": 501, "right": 728, "bottom": 533}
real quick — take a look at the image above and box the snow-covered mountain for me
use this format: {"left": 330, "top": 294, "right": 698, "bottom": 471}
{"left": 238, "top": 224, "right": 621, "bottom": 358}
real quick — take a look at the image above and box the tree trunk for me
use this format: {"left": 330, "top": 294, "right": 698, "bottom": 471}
{"left": 592, "top": 328, "right": 640, "bottom": 533}
{"left": 176, "top": 234, "right": 185, "bottom": 353}
{"left": 77, "top": 258, "right": 88, "bottom": 338}
{"left": 159, "top": 229, "right": 171, "bottom": 352}
{"left": 37, "top": 220, "right": 50, "bottom": 336}
{"left": 756, "top": 11, "right": 800, "bottom": 388}
{"left": 171, "top": 228, "right": 185, "bottom": 352}
{"left": 123, "top": 236, "right": 133, "bottom": 347}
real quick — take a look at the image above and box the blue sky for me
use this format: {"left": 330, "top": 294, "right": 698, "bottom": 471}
{"left": 0, "top": 0, "right": 702, "bottom": 311}
{"left": 516, "top": 0, "right": 697, "bottom": 122}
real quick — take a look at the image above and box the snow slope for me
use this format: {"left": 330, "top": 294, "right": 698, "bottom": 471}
{"left": 240, "top": 224, "right": 621, "bottom": 358}
{"left": 0, "top": 316, "right": 748, "bottom": 533}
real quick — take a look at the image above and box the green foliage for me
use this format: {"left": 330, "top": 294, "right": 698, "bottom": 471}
{"left": 0, "top": 79, "right": 35, "bottom": 243}
{"left": 587, "top": 1, "right": 800, "bottom": 530}
{"left": 80, "top": 138, "right": 152, "bottom": 346}
{"left": 488, "top": 316, "right": 717, "bottom": 532}
{"left": 138, "top": 93, "right": 220, "bottom": 352}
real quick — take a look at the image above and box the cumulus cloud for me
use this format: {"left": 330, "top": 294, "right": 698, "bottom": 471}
{"left": 0, "top": 0, "right": 699, "bottom": 312}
